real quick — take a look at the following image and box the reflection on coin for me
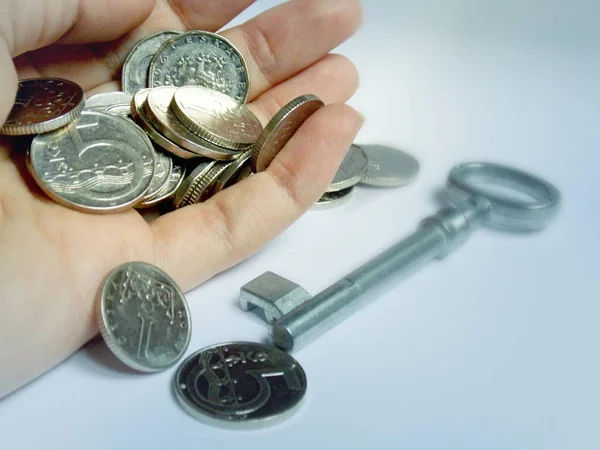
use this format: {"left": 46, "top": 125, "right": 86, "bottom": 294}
{"left": 311, "top": 186, "right": 354, "bottom": 211}
{"left": 122, "top": 31, "right": 181, "bottom": 94}
{"left": 174, "top": 342, "right": 307, "bottom": 427}
{"left": 171, "top": 86, "right": 262, "bottom": 150}
{"left": 105, "top": 103, "right": 134, "bottom": 117}
{"left": 140, "top": 150, "right": 173, "bottom": 203}
{"left": 85, "top": 92, "right": 133, "bottom": 111}
{"left": 251, "top": 95, "right": 324, "bottom": 172}
{"left": 98, "top": 262, "right": 191, "bottom": 372}
{"left": 359, "top": 144, "right": 420, "bottom": 187}
{"left": 1, "top": 78, "right": 85, "bottom": 135}
{"left": 173, "top": 160, "right": 215, "bottom": 208}
{"left": 212, "top": 151, "right": 252, "bottom": 194}
{"left": 28, "top": 111, "right": 154, "bottom": 213}
{"left": 144, "top": 86, "right": 242, "bottom": 160}
{"left": 196, "top": 161, "right": 233, "bottom": 202}
{"left": 137, "top": 163, "right": 186, "bottom": 208}
{"left": 149, "top": 30, "right": 249, "bottom": 103}
{"left": 132, "top": 89, "right": 199, "bottom": 160}
{"left": 327, "top": 144, "right": 368, "bottom": 192}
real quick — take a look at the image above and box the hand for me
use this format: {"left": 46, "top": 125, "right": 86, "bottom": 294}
{"left": 0, "top": 0, "right": 363, "bottom": 398}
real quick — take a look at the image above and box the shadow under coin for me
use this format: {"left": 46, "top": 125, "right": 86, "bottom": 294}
{"left": 76, "top": 335, "right": 142, "bottom": 377}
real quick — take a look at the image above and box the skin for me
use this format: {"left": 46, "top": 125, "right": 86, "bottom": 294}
{"left": 0, "top": 0, "right": 363, "bottom": 398}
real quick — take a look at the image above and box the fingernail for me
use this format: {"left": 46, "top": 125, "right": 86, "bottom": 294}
{"left": 357, "top": 112, "right": 366, "bottom": 130}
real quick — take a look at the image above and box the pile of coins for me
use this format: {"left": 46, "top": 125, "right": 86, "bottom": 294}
{"left": 0, "top": 30, "right": 333, "bottom": 214}
{"left": 0, "top": 29, "right": 420, "bottom": 215}
{"left": 314, "top": 143, "right": 420, "bottom": 210}
{"left": 0, "top": 29, "right": 421, "bottom": 426}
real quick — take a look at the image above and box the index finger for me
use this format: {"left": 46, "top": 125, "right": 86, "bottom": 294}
{"left": 150, "top": 104, "right": 363, "bottom": 290}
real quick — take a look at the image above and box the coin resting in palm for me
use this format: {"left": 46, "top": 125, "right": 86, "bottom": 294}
{"left": 0, "top": 0, "right": 367, "bottom": 405}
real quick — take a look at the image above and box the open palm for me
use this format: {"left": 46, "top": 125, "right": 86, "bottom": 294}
{"left": 0, "top": 0, "right": 363, "bottom": 398}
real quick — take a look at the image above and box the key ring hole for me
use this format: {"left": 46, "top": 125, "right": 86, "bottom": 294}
{"left": 448, "top": 162, "right": 558, "bottom": 209}
{"left": 447, "top": 162, "right": 561, "bottom": 231}
{"left": 456, "top": 172, "right": 543, "bottom": 205}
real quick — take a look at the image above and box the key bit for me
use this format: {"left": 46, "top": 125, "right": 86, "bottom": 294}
{"left": 239, "top": 271, "right": 312, "bottom": 323}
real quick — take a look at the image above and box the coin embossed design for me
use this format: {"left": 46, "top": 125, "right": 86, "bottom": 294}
{"left": 149, "top": 31, "right": 249, "bottom": 103}
{"left": 132, "top": 89, "right": 199, "bottom": 160}
{"left": 251, "top": 95, "right": 324, "bottom": 172}
{"left": 28, "top": 111, "right": 155, "bottom": 213}
{"left": 1, "top": 78, "right": 85, "bottom": 135}
{"left": 98, "top": 262, "right": 191, "bottom": 372}
{"left": 311, "top": 186, "right": 354, "bottom": 211}
{"left": 171, "top": 86, "right": 262, "bottom": 150}
{"left": 327, "top": 144, "right": 368, "bottom": 192}
{"left": 84, "top": 92, "right": 133, "bottom": 111}
{"left": 174, "top": 342, "right": 307, "bottom": 426}
{"left": 144, "top": 86, "right": 242, "bottom": 160}
{"left": 122, "top": 31, "right": 182, "bottom": 94}
{"left": 359, "top": 144, "right": 420, "bottom": 187}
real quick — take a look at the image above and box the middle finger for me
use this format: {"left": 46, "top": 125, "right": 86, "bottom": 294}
{"left": 221, "top": 0, "right": 363, "bottom": 101}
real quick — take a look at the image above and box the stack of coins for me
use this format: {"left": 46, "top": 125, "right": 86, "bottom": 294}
{"left": 0, "top": 30, "right": 331, "bottom": 214}
{"left": 313, "top": 143, "right": 421, "bottom": 210}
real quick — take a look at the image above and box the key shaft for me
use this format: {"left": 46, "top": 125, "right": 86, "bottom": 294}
{"left": 270, "top": 197, "right": 492, "bottom": 351}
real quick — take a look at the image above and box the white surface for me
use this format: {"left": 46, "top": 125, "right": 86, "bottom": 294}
{"left": 1, "top": 1, "right": 598, "bottom": 449}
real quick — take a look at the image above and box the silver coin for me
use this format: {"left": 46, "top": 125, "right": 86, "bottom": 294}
{"left": 122, "top": 31, "right": 182, "bottom": 94}
{"left": 327, "top": 144, "right": 368, "bottom": 192}
{"left": 196, "top": 160, "right": 233, "bottom": 202}
{"left": 149, "top": 30, "right": 249, "bottom": 103}
{"left": 143, "top": 86, "right": 242, "bottom": 160}
{"left": 174, "top": 342, "right": 307, "bottom": 427}
{"left": 131, "top": 89, "right": 200, "bottom": 160}
{"left": 250, "top": 95, "right": 324, "bottom": 172}
{"left": 173, "top": 160, "right": 216, "bottom": 208}
{"left": 212, "top": 151, "right": 252, "bottom": 194}
{"left": 171, "top": 86, "right": 262, "bottom": 150}
{"left": 359, "top": 144, "right": 420, "bottom": 187}
{"left": 84, "top": 91, "right": 133, "bottom": 110}
{"left": 28, "top": 110, "right": 154, "bottom": 213}
{"left": 1, "top": 78, "right": 85, "bottom": 135}
{"left": 311, "top": 186, "right": 354, "bottom": 211}
{"left": 137, "top": 162, "right": 186, "bottom": 208}
{"left": 105, "top": 103, "right": 134, "bottom": 117}
{"left": 174, "top": 160, "right": 231, "bottom": 208}
{"left": 140, "top": 150, "right": 173, "bottom": 203}
{"left": 98, "top": 262, "right": 191, "bottom": 372}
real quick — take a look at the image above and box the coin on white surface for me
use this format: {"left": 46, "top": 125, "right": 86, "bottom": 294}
{"left": 98, "top": 262, "right": 191, "bottom": 372}
{"left": 174, "top": 342, "right": 307, "bottom": 427}
{"left": 359, "top": 144, "right": 420, "bottom": 187}
{"left": 327, "top": 144, "right": 368, "bottom": 192}
{"left": 311, "top": 187, "right": 354, "bottom": 211}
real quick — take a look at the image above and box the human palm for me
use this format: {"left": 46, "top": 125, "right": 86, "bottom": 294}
{"left": 0, "top": 0, "right": 363, "bottom": 397}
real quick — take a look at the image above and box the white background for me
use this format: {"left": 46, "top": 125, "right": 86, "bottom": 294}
{"left": 1, "top": 1, "right": 598, "bottom": 449}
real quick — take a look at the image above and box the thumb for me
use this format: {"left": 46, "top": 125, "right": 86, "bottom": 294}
{"left": 6, "top": 0, "right": 156, "bottom": 57}
{"left": 0, "top": 0, "right": 155, "bottom": 122}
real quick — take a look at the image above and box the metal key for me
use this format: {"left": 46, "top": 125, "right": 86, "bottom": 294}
{"left": 257, "top": 162, "right": 561, "bottom": 351}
